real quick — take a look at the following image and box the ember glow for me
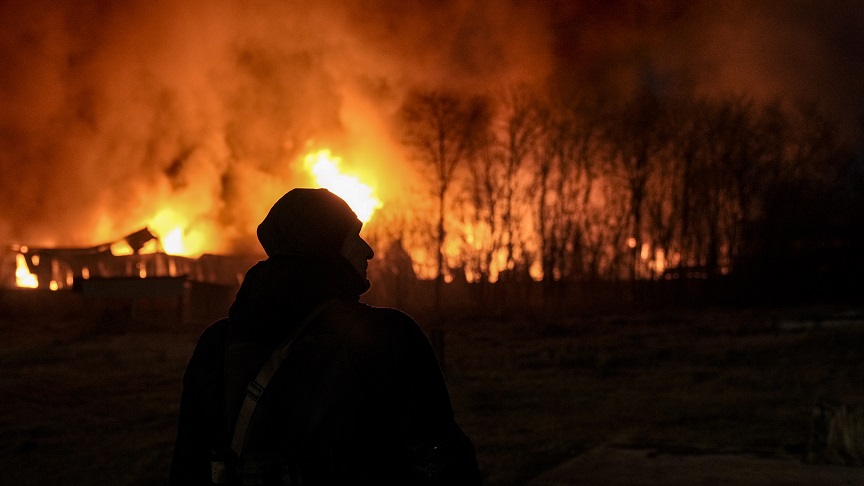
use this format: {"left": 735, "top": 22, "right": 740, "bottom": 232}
{"left": 109, "top": 241, "right": 135, "bottom": 257}
{"left": 304, "top": 150, "right": 382, "bottom": 223}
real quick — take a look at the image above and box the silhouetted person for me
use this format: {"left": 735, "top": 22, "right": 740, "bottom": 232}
{"left": 378, "top": 238, "right": 417, "bottom": 308}
{"left": 169, "top": 188, "right": 482, "bottom": 485}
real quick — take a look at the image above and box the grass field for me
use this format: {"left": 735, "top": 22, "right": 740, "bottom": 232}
{"left": 1, "top": 303, "right": 862, "bottom": 485}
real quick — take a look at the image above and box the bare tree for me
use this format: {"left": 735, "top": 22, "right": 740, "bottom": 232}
{"left": 398, "top": 89, "right": 491, "bottom": 309}
{"left": 461, "top": 135, "right": 504, "bottom": 284}
{"left": 603, "top": 87, "right": 671, "bottom": 281}
{"left": 532, "top": 95, "right": 606, "bottom": 283}
{"left": 496, "top": 85, "right": 541, "bottom": 275}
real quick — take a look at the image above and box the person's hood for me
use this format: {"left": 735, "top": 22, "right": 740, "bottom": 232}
{"left": 227, "top": 255, "right": 368, "bottom": 340}
{"left": 257, "top": 188, "right": 361, "bottom": 258}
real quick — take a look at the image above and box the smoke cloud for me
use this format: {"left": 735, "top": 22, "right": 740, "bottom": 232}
{"left": 0, "top": 0, "right": 860, "bottom": 251}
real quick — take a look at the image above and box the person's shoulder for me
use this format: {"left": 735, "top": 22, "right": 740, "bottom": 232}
{"left": 340, "top": 301, "right": 417, "bottom": 328}
{"left": 188, "top": 318, "right": 230, "bottom": 358}
{"left": 197, "top": 317, "right": 230, "bottom": 344}
{"left": 182, "top": 318, "right": 230, "bottom": 383}
{"left": 341, "top": 303, "right": 431, "bottom": 379}
{"left": 337, "top": 302, "right": 420, "bottom": 346}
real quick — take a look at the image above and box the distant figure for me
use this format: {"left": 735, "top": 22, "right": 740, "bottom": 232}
{"left": 379, "top": 238, "right": 417, "bottom": 308}
{"left": 169, "top": 188, "right": 481, "bottom": 485}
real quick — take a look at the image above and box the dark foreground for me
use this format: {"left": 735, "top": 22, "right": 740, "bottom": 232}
{"left": 1, "top": 304, "right": 862, "bottom": 485}
{"left": 529, "top": 445, "right": 863, "bottom": 485}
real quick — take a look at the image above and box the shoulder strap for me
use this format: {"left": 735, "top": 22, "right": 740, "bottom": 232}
{"left": 230, "top": 299, "right": 338, "bottom": 457}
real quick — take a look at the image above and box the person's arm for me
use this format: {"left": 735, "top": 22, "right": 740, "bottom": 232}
{"left": 353, "top": 309, "right": 483, "bottom": 485}
{"left": 398, "top": 315, "right": 482, "bottom": 485}
{"left": 169, "top": 321, "right": 227, "bottom": 486}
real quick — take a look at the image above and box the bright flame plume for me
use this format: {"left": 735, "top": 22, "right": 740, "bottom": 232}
{"left": 161, "top": 227, "right": 186, "bottom": 255}
{"left": 146, "top": 209, "right": 208, "bottom": 256}
{"left": 304, "top": 150, "right": 382, "bottom": 223}
{"left": 15, "top": 253, "right": 38, "bottom": 288}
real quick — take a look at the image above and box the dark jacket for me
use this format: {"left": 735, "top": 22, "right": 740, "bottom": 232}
{"left": 169, "top": 256, "right": 481, "bottom": 485}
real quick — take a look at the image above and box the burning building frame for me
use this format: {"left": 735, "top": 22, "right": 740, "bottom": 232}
{"left": 1, "top": 227, "right": 257, "bottom": 291}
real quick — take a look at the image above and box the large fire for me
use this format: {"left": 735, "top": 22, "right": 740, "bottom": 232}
{"left": 304, "top": 150, "right": 382, "bottom": 223}
{"left": 139, "top": 149, "right": 382, "bottom": 258}
{"left": 142, "top": 149, "right": 381, "bottom": 257}
{"left": 146, "top": 209, "right": 209, "bottom": 256}
{"left": 10, "top": 149, "right": 383, "bottom": 289}
{"left": 109, "top": 210, "right": 205, "bottom": 258}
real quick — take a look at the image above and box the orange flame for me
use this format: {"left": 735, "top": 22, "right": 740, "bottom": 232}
{"left": 15, "top": 253, "right": 38, "bottom": 288}
{"left": 102, "top": 150, "right": 382, "bottom": 261}
{"left": 304, "top": 149, "right": 382, "bottom": 223}
{"left": 147, "top": 209, "right": 206, "bottom": 256}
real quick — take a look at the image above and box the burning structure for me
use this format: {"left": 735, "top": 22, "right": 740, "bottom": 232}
{"left": 0, "top": 227, "right": 263, "bottom": 326}
{"left": 1, "top": 227, "right": 257, "bottom": 291}
{"left": 0, "top": 147, "right": 387, "bottom": 328}
{"left": 1, "top": 147, "right": 383, "bottom": 294}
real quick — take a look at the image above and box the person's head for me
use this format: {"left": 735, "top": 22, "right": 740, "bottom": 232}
{"left": 256, "top": 188, "right": 374, "bottom": 279}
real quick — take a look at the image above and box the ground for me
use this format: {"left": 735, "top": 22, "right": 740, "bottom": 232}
{"left": 1, "top": 301, "right": 862, "bottom": 485}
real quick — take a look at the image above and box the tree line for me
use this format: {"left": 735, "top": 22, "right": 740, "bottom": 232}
{"left": 379, "top": 84, "right": 862, "bottom": 296}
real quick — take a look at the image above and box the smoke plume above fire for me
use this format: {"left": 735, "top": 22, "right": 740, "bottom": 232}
{"left": 1, "top": 0, "right": 861, "bottom": 254}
